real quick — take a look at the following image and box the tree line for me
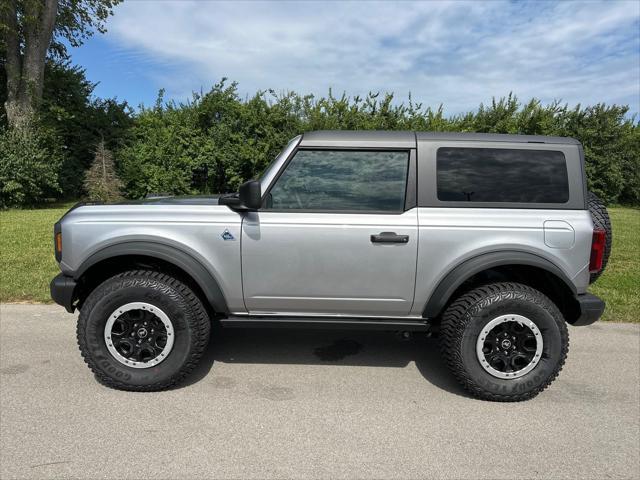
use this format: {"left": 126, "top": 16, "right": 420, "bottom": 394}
{"left": 1, "top": 69, "right": 639, "bottom": 207}
{"left": 1, "top": 1, "right": 638, "bottom": 207}
{"left": 118, "top": 84, "right": 639, "bottom": 205}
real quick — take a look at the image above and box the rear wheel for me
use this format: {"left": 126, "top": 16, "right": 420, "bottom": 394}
{"left": 77, "top": 270, "right": 210, "bottom": 391}
{"left": 440, "top": 282, "right": 568, "bottom": 401}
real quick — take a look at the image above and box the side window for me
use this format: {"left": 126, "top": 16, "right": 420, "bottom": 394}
{"left": 266, "top": 150, "right": 409, "bottom": 212}
{"left": 436, "top": 147, "right": 569, "bottom": 203}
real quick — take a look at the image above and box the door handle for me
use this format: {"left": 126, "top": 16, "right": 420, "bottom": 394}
{"left": 370, "top": 232, "right": 409, "bottom": 244}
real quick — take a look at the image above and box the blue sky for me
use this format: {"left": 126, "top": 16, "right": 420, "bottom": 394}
{"left": 70, "top": 0, "right": 640, "bottom": 116}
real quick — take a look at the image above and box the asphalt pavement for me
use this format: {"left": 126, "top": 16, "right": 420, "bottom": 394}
{"left": 1, "top": 304, "right": 639, "bottom": 479}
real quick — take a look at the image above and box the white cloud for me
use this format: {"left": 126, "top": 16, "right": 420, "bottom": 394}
{"left": 106, "top": 0, "right": 640, "bottom": 114}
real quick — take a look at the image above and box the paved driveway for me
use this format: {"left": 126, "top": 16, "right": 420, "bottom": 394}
{"left": 1, "top": 304, "right": 639, "bottom": 479}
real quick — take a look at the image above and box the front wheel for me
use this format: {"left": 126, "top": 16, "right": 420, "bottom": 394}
{"left": 77, "top": 270, "right": 211, "bottom": 391}
{"left": 440, "top": 282, "right": 568, "bottom": 401}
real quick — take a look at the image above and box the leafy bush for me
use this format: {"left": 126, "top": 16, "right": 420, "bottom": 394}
{"left": 120, "top": 82, "right": 302, "bottom": 197}
{"left": 0, "top": 124, "right": 63, "bottom": 207}
{"left": 119, "top": 85, "right": 639, "bottom": 204}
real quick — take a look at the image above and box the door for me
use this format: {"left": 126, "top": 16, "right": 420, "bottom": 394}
{"left": 241, "top": 148, "right": 418, "bottom": 317}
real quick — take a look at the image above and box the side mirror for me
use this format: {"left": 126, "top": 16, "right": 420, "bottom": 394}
{"left": 219, "top": 180, "right": 262, "bottom": 210}
{"left": 239, "top": 180, "right": 262, "bottom": 210}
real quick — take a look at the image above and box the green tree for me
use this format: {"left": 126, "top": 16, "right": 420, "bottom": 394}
{"left": 1, "top": 59, "right": 133, "bottom": 197}
{"left": 83, "top": 139, "right": 122, "bottom": 201}
{"left": 40, "top": 60, "right": 132, "bottom": 196}
{"left": 0, "top": 0, "right": 121, "bottom": 127}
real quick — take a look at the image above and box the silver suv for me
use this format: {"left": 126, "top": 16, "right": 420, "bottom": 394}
{"left": 51, "top": 131, "right": 611, "bottom": 401}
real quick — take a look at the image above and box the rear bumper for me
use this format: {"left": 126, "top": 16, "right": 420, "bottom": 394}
{"left": 50, "top": 274, "right": 77, "bottom": 313}
{"left": 572, "top": 293, "right": 605, "bottom": 326}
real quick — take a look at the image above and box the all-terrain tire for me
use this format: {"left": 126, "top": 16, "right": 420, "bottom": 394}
{"left": 587, "top": 191, "right": 612, "bottom": 283}
{"left": 77, "top": 270, "right": 210, "bottom": 391}
{"left": 439, "top": 282, "right": 568, "bottom": 402}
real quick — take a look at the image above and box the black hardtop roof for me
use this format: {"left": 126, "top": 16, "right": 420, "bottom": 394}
{"left": 300, "top": 130, "right": 580, "bottom": 147}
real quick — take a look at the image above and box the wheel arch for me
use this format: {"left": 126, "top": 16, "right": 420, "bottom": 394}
{"left": 422, "top": 251, "right": 579, "bottom": 321}
{"left": 72, "top": 242, "right": 229, "bottom": 314}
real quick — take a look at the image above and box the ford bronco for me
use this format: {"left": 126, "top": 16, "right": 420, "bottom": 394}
{"left": 50, "top": 131, "right": 611, "bottom": 401}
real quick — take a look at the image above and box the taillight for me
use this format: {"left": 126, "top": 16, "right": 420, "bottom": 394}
{"left": 589, "top": 229, "right": 606, "bottom": 273}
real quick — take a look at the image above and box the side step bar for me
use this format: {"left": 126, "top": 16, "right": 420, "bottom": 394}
{"left": 220, "top": 316, "right": 430, "bottom": 331}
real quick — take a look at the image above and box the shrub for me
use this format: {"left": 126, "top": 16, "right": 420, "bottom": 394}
{"left": 119, "top": 93, "right": 216, "bottom": 198}
{"left": 119, "top": 86, "right": 639, "bottom": 205}
{"left": 0, "top": 124, "right": 63, "bottom": 207}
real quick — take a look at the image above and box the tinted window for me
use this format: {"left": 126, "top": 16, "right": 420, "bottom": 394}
{"left": 267, "top": 150, "right": 409, "bottom": 211}
{"left": 437, "top": 147, "right": 569, "bottom": 203}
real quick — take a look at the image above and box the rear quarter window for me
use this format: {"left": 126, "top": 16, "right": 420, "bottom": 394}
{"left": 436, "top": 147, "right": 570, "bottom": 203}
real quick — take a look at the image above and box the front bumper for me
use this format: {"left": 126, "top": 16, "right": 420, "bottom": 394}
{"left": 50, "top": 273, "right": 77, "bottom": 313}
{"left": 572, "top": 293, "right": 605, "bottom": 326}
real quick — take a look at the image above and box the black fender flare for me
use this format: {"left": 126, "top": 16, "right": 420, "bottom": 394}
{"left": 422, "top": 251, "right": 576, "bottom": 318}
{"left": 74, "top": 241, "right": 229, "bottom": 314}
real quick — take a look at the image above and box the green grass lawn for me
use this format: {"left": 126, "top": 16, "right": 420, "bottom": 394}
{"left": 1, "top": 204, "right": 638, "bottom": 322}
{"left": 590, "top": 207, "right": 640, "bottom": 322}
{"left": 1, "top": 202, "right": 75, "bottom": 304}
